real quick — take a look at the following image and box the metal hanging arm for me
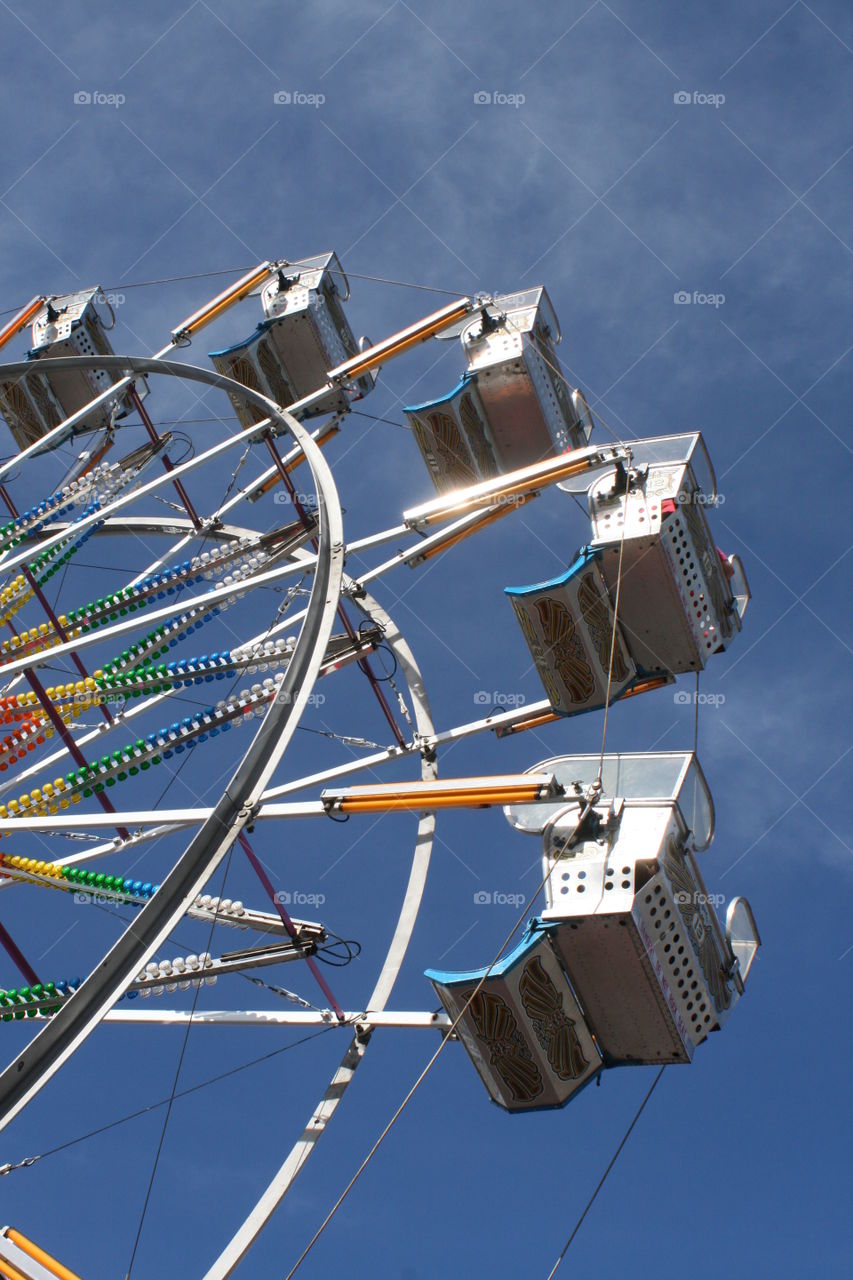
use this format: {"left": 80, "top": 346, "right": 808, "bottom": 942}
{"left": 0, "top": 298, "right": 44, "bottom": 354}
{"left": 170, "top": 263, "right": 275, "bottom": 343}
{"left": 327, "top": 298, "right": 472, "bottom": 382}
{"left": 0, "top": 1226, "right": 83, "bottom": 1280}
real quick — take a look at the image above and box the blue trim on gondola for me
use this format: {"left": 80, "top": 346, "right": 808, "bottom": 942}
{"left": 403, "top": 372, "right": 476, "bottom": 415}
{"left": 502, "top": 548, "right": 672, "bottom": 717}
{"left": 425, "top": 917, "right": 554, "bottom": 988}
{"left": 426, "top": 917, "right": 606, "bottom": 1113}
{"left": 208, "top": 316, "right": 281, "bottom": 359}
{"left": 503, "top": 545, "right": 600, "bottom": 599}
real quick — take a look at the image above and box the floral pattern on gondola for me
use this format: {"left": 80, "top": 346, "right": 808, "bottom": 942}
{"left": 535, "top": 596, "right": 596, "bottom": 704}
{"left": 256, "top": 335, "right": 296, "bottom": 410}
{"left": 467, "top": 987, "right": 545, "bottom": 1104}
{"left": 219, "top": 355, "right": 267, "bottom": 426}
{"left": 458, "top": 391, "right": 498, "bottom": 479}
{"left": 0, "top": 380, "right": 47, "bottom": 446}
{"left": 518, "top": 954, "right": 589, "bottom": 1081}
{"left": 577, "top": 571, "right": 630, "bottom": 682}
{"left": 409, "top": 410, "right": 479, "bottom": 494}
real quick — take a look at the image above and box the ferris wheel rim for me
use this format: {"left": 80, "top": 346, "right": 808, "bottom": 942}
{"left": 0, "top": 355, "right": 345, "bottom": 1133}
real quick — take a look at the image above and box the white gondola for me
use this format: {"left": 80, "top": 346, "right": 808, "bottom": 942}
{"left": 0, "top": 288, "right": 143, "bottom": 451}
{"left": 405, "top": 286, "right": 594, "bottom": 492}
{"left": 208, "top": 252, "right": 374, "bottom": 423}
{"left": 427, "top": 752, "right": 760, "bottom": 1112}
{"left": 506, "top": 433, "right": 750, "bottom": 715}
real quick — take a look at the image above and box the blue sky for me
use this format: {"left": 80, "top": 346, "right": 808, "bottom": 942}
{"left": 0, "top": 2, "right": 851, "bottom": 1277}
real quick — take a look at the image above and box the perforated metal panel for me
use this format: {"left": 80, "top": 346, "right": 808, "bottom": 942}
{"left": 551, "top": 915, "right": 692, "bottom": 1063}
{"left": 586, "top": 458, "right": 739, "bottom": 674}
{"left": 545, "top": 839, "right": 737, "bottom": 1064}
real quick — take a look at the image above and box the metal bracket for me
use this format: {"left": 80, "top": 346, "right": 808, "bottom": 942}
{"left": 238, "top": 799, "right": 260, "bottom": 820}
{"left": 414, "top": 734, "right": 437, "bottom": 764}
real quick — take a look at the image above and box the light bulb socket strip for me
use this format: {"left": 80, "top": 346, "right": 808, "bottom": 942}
{"left": 0, "top": 526, "right": 95, "bottom": 633}
{"left": 0, "top": 724, "right": 51, "bottom": 772}
{"left": 0, "top": 976, "right": 81, "bottom": 1020}
{"left": 100, "top": 600, "right": 225, "bottom": 680}
{"left": 0, "top": 854, "right": 321, "bottom": 939}
{"left": 0, "top": 937, "right": 326, "bottom": 1020}
{"left": 40, "top": 538, "right": 268, "bottom": 639}
{"left": 99, "top": 646, "right": 296, "bottom": 698}
{"left": 0, "top": 678, "right": 309, "bottom": 823}
{"left": 0, "top": 461, "right": 148, "bottom": 664}
{"left": 0, "top": 519, "right": 98, "bottom": 651}
{"left": 130, "top": 939, "right": 319, "bottom": 997}
{"left": 0, "top": 518, "right": 315, "bottom": 673}
{"left": 95, "top": 624, "right": 383, "bottom": 701}
{"left": 0, "top": 436, "right": 172, "bottom": 556}
{"left": 0, "top": 456, "right": 122, "bottom": 555}
{"left": 0, "top": 623, "right": 386, "bottom": 808}
{"left": 0, "top": 852, "right": 163, "bottom": 900}
{"left": 0, "top": 603, "right": 228, "bottom": 775}
{"left": 0, "top": 696, "right": 38, "bottom": 725}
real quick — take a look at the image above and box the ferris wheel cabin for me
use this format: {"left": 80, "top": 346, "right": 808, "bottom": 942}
{"left": 405, "top": 287, "right": 594, "bottom": 492}
{"left": 0, "top": 288, "right": 145, "bottom": 452}
{"left": 506, "top": 433, "right": 751, "bottom": 716}
{"left": 208, "top": 251, "right": 374, "bottom": 424}
{"left": 426, "top": 752, "right": 760, "bottom": 1112}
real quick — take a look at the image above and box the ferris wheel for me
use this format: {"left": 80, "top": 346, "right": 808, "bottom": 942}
{"left": 0, "top": 259, "right": 761, "bottom": 1279}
